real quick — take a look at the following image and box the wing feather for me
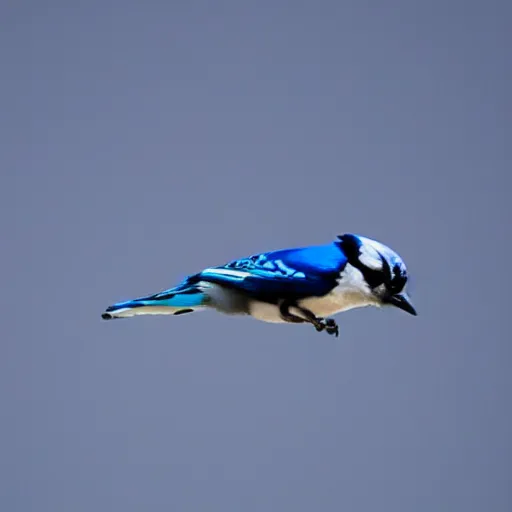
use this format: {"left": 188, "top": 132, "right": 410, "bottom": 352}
{"left": 199, "top": 243, "right": 347, "bottom": 301}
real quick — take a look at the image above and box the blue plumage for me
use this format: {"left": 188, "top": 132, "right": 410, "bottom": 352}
{"left": 201, "top": 243, "right": 346, "bottom": 300}
{"left": 102, "top": 234, "right": 416, "bottom": 336}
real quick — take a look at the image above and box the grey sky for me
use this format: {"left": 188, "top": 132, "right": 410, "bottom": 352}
{"left": 1, "top": 1, "right": 510, "bottom": 511}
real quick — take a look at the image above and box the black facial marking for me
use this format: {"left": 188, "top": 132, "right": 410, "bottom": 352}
{"left": 337, "top": 234, "right": 383, "bottom": 286}
{"left": 337, "top": 234, "right": 360, "bottom": 261}
{"left": 174, "top": 309, "right": 194, "bottom": 315}
{"left": 388, "top": 263, "right": 407, "bottom": 293}
{"left": 337, "top": 234, "right": 407, "bottom": 294}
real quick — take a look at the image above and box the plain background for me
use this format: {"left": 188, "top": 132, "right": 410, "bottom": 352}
{"left": 1, "top": 1, "right": 510, "bottom": 511}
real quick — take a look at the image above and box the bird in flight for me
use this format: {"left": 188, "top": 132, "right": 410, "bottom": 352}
{"left": 101, "top": 234, "right": 417, "bottom": 337}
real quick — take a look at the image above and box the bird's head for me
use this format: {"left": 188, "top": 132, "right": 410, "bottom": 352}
{"left": 337, "top": 234, "right": 417, "bottom": 316}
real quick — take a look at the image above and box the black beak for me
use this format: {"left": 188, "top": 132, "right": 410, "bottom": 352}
{"left": 386, "top": 293, "right": 417, "bottom": 316}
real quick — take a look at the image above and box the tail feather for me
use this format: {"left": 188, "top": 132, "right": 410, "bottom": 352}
{"left": 102, "top": 281, "right": 208, "bottom": 320}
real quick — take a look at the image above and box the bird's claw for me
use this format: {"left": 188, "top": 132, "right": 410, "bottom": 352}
{"left": 314, "top": 320, "right": 325, "bottom": 332}
{"left": 313, "top": 317, "right": 339, "bottom": 337}
{"left": 325, "top": 318, "right": 339, "bottom": 337}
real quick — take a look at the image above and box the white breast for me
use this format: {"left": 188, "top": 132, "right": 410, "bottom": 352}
{"left": 248, "top": 264, "right": 379, "bottom": 324}
{"left": 248, "top": 301, "right": 286, "bottom": 323}
{"left": 300, "top": 264, "right": 378, "bottom": 317}
{"left": 298, "top": 289, "right": 376, "bottom": 318}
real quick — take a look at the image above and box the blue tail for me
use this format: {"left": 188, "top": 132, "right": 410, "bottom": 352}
{"left": 102, "top": 280, "right": 208, "bottom": 320}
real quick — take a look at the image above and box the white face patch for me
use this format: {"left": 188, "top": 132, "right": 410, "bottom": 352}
{"left": 357, "top": 236, "right": 407, "bottom": 276}
{"left": 299, "top": 263, "right": 379, "bottom": 316}
{"left": 358, "top": 243, "right": 384, "bottom": 270}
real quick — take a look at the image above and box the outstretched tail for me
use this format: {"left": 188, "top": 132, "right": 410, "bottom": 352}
{"left": 101, "top": 278, "right": 208, "bottom": 320}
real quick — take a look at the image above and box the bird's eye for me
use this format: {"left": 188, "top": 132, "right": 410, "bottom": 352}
{"left": 388, "top": 274, "right": 407, "bottom": 294}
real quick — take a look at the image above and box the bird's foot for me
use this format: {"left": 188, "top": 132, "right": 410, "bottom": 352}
{"left": 324, "top": 318, "right": 339, "bottom": 337}
{"left": 280, "top": 301, "right": 339, "bottom": 337}
{"left": 312, "top": 317, "right": 339, "bottom": 337}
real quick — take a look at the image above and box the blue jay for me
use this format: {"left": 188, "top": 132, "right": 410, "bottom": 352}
{"left": 102, "top": 234, "right": 416, "bottom": 336}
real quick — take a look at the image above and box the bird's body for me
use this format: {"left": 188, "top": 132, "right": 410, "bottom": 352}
{"left": 102, "top": 234, "right": 416, "bottom": 336}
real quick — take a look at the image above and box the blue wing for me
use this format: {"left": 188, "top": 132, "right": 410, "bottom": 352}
{"left": 198, "top": 243, "right": 347, "bottom": 302}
